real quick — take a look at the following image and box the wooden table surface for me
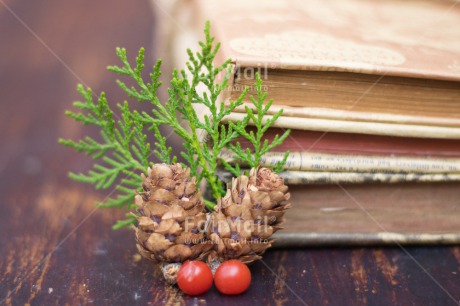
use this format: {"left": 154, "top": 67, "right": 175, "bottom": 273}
{"left": 0, "top": 1, "right": 459, "bottom": 305}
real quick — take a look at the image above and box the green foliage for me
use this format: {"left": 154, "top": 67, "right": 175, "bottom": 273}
{"left": 106, "top": 22, "right": 250, "bottom": 203}
{"left": 59, "top": 84, "right": 174, "bottom": 228}
{"left": 60, "top": 22, "right": 289, "bottom": 229}
{"left": 221, "top": 73, "right": 290, "bottom": 176}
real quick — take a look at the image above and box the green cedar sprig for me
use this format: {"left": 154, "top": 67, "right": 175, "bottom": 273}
{"left": 58, "top": 85, "right": 174, "bottom": 229}
{"left": 107, "top": 22, "right": 248, "bottom": 203}
{"left": 220, "top": 73, "right": 291, "bottom": 176}
{"left": 59, "top": 22, "right": 290, "bottom": 229}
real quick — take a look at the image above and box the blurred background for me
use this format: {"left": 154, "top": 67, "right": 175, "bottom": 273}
{"left": 0, "top": 1, "right": 162, "bottom": 303}
{"left": 0, "top": 0, "right": 159, "bottom": 184}
{"left": 0, "top": 0, "right": 163, "bottom": 220}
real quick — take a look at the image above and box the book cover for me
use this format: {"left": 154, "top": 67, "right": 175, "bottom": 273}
{"left": 196, "top": 0, "right": 460, "bottom": 80}
{"left": 191, "top": 0, "right": 460, "bottom": 129}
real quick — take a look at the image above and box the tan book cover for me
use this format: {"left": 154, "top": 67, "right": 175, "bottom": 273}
{"left": 190, "top": 0, "right": 460, "bottom": 127}
{"left": 195, "top": 0, "right": 460, "bottom": 80}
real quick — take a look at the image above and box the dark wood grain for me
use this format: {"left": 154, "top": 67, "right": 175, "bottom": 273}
{"left": 0, "top": 1, "right": 459, "bottom": 305}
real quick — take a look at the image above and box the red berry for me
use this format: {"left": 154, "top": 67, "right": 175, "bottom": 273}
{"left": 214, "top": 260, "right": 251, "bottom": 295}
{"left": 177, "top": 261, "right": 213, "bottom": 296}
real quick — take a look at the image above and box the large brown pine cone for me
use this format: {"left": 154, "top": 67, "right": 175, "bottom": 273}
{"left": 133, "top": 164, "right": 212, "bottom": 264}
{"left": 207, "top": 167, "right": 291, "bottom": 264}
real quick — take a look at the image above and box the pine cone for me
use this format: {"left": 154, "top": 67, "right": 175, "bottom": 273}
{"left": 208, "top": 167, "right": 291, "bottom": 264}
{"left": 133, "top": 164, "right": 212, "bottom": 266}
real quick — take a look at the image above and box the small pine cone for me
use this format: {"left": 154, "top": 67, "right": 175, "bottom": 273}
{"left": 134, "top": 164, "right": 212, "bottom": 266}
{"left": 208, "top": 167, "right": 291, "bottom": 264}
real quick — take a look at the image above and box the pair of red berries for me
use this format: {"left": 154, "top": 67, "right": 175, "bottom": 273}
{"left": 177, "top": 260, "right": 251, "bottom": 296}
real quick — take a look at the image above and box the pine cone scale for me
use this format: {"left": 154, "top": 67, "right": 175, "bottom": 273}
{"left": 134, "top": 163, "right": 211, "bottom": 264}
{"left": 207, "top": 167, "right": 290, "bottom": 264}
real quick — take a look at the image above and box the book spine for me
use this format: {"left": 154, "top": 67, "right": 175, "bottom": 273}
{"left": 216, "top": 168, "right": 460, "bottom": 185}
{"left": 218, "top": 149, "right": 460, "bottom": 173}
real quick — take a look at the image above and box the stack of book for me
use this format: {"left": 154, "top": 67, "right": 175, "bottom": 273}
{"left": 218, "top": 126, "right": 460, "bottom": 185}
{"left": 167, "top": 0, "right": 460, "bottom": 245}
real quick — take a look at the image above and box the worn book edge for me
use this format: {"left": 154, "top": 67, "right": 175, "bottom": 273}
{"left": 222, "top": 112, "right": 460, "bottom": 139}
{"left": 218, "top": 148, "right": 460, "bottom": 173}
{"left": 216, "top": 168, "right": 460, "bottom": 184}
{"left": 272, "top": 232, "right": 460, "bottom": 247}
{"left": 230, "top": 102, "right": 460, "bottom": 128}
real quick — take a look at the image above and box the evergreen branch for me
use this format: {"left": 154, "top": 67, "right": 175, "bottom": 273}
{"left": 112, "top": 211, "right": 139, "bottom": 230}
{"left": 223, "top": 73, "right": 291, "bottom": 173}
{"left": 112, "top": 217, "right": 137, "bottom": 230}
{"left": 59, "top": 85, "right": 156, "bottom": 227}
{"left": 273, "top": 151, "right": 290, "bottom": 173}
{"left": 60, "top": 22, "right": 290, "bottom": 230}
{"left": 108, "top": 21, "right": 247, "bottom": 201}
